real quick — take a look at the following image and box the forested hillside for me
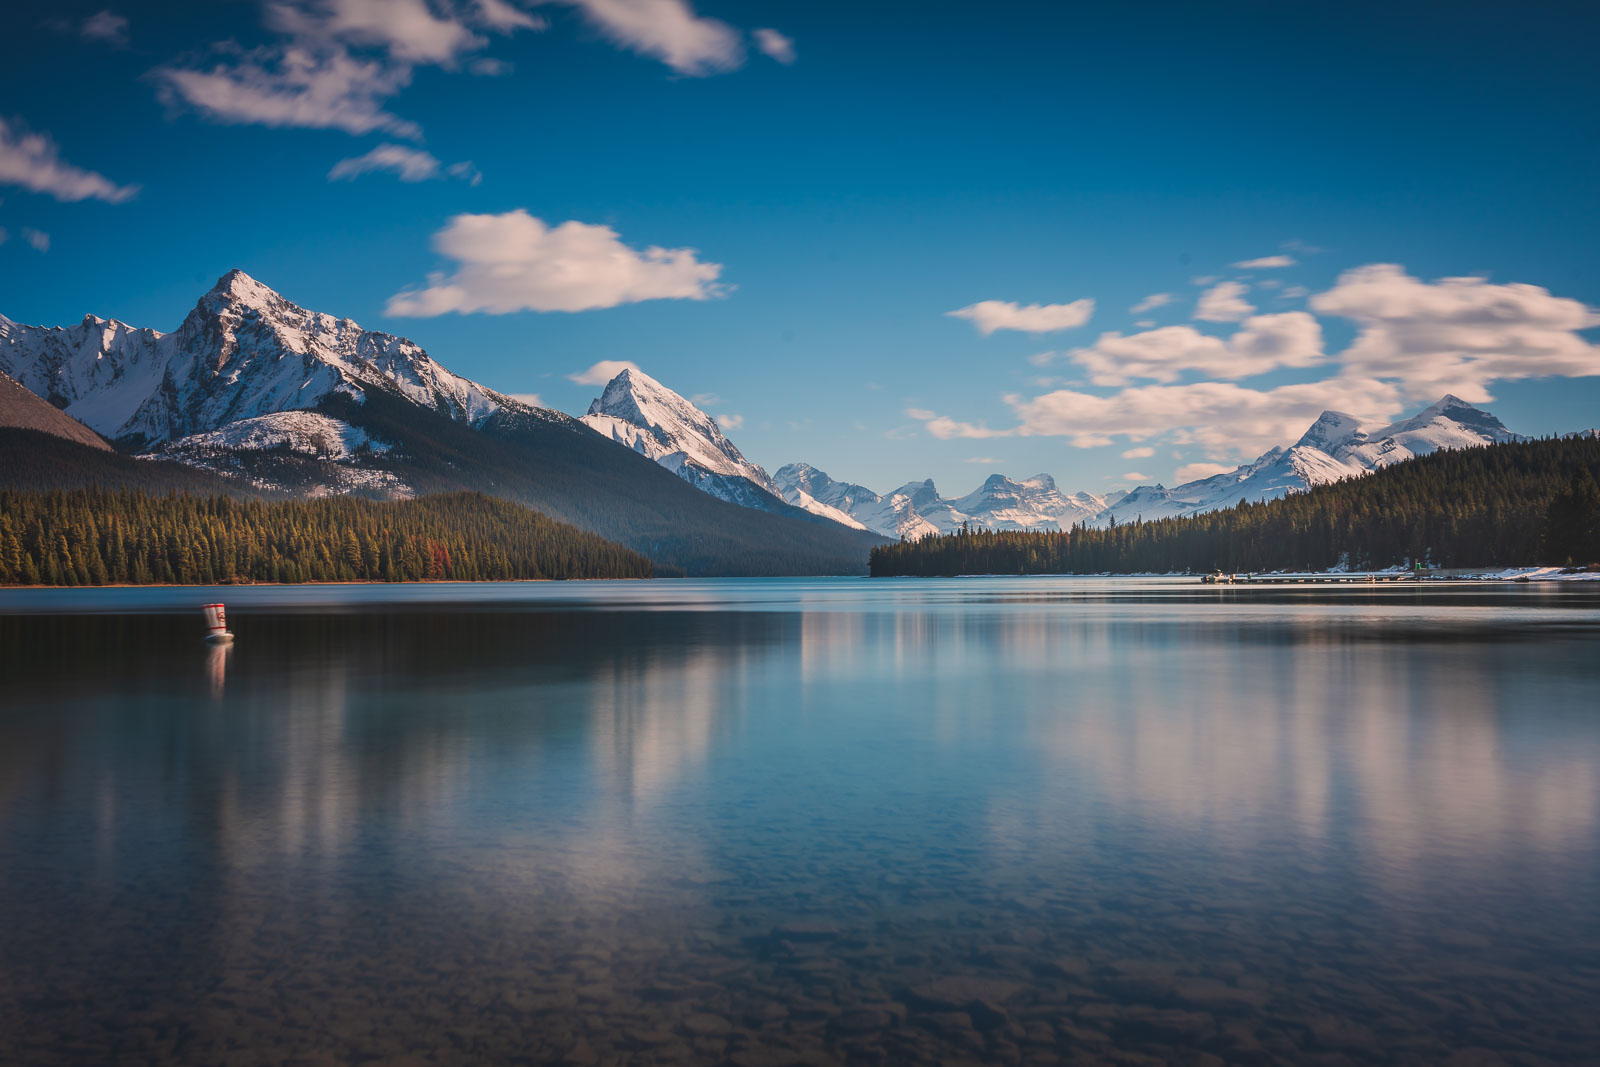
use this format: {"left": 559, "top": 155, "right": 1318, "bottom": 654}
{"left": 0, "top": 489, "right": 652, "bottom": 586}
{"left": 870, "top": 436, "right": 1600, "bottom": 577}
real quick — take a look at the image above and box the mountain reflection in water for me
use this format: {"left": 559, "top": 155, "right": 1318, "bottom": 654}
{"left": 1, "top": 579, "right": 1597, "bottom": 1065}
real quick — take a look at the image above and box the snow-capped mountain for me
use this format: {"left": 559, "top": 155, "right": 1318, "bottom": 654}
{"left": 953, "top": 474, "right": 1116, "bottom": 531}
{"left": 771, "top": 465, "right": 1126, "bottom": 540}
{"left": 579, "top": 368, "right": 867, "bottom": 529}
{"left": 777, "top": 395, "right": 1521, "bottom": 537}
{"left": 0, "top": 270, "right": 532, "bottom": 450}
{"left": 1096, "top": 395, "right": 1521, "bottom": 525}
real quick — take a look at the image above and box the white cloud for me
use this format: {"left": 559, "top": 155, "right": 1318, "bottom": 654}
{"left": 387, "top": 210, "right": 725, "bottom": 315}
{"left": 1121, "top": 446, "right": 1154, "bottom": 459}
{"left": 753, "top": 27, "right": 795, "bottom": 64}
{"left": 1133, "top": 319, "right": 1156, "bottom": 329}
{"left": 156, "top": 44, "right": 424, "bottom": 138}
{"left": 1175, "top": 462, "right": 1235, "bottom": 483}
{"left": 81, "top": 10, "right": 129, "bottom": 45}
{"left": 689, "top": 391, "right": 719, "bottom": 406}
{"left": 541, "top": 0, "right": 744, "bottom": 75}
{"left": 155, "top": 0, "right": 548, "bottom": 140}
{"left": 506, "top": 391, "right": 543, "bottom": 406}
{"left": 1129, "top": 292, "right": 1172, "bottom": 315}
{"left": 966, "top": 456, "right": 1002, "bottom": 464}
{"left": 906, "top": 408, "right": 1014, "bottom": 440}
{"left": 1232, "top": 254, "right": 1296, "bottom": 269}
{"left": 1194, "top": 280, "right": 1255, "bottom": 322}
{"left": 947, "top": 298, "right": 1095, "bottom": 336}
{"left": 0, "top": 118, "right": 139, "bottom": 203}
{"left": 268, "top": 0, "right": 488, "bottom": 65}
{"left": 1309, "top": 263, "right": 1600, "bottom": 402}
{"left": 1191, "top": 275, "right": 1218, "bottom": 286}
{"left": 1122, "top": 472, "right": 1149, "bottom": 482}
{"left": 1281, "top": 285, "right": 1310, "bottom": 300}
{"left": 1068, "top": 312, "right": 1324, "bottom": 386}
{"left": 328, "top": 143, "right": 480, "bottom": 183}
{"left": 1256, "top": 278, "right": 1282, "bottom": 290}
{"left": 716, "top": 413, "right": 744, "bottom": 430}
{"left": 21, "top": 228, "right": 49, "bottom": 252}
{"left": 476, "top": 0, "right": 547, "bottom": 32}
{"left": 569, "top": 359, "right": 641, "bottom": 385}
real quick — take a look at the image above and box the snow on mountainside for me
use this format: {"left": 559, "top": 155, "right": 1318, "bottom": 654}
{"left": 159, "top": 411, "right": 394, "bottom": 461}
{"left": 580, "top": 368, "right": 868, "bottom": 529}
{"left": 953, "top": 474, "right": 1114, "bottom": 531}
{"left": 0, "top": 270, "right": 537, "bottom": 449}
{"left": 1097, "top": 395, "right": 1521, "bottom": 526}
{"left": 779, "top": 395, "right": 1522, "bottom": 538}
{"left": 151, "top": 412, "right": 411, "bottom": 497}
{"left": 772, "top": 465, "right": 1123, "bottom": 540}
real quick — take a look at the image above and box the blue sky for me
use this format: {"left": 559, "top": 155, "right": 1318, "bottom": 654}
{"left": 3, "top": 0, "right": 1598, "bottom": 495}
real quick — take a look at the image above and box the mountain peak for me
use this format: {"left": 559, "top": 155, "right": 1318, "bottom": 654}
{"left": 1295, "top": 409, "right": 1365, "bottom": 452}
{"left": 581, "top": 366, "right": 781, "bottom": 499}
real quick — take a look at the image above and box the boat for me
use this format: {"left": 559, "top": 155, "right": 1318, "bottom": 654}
{"left": 202, "top": 603, "right": 235, "bottom": 645}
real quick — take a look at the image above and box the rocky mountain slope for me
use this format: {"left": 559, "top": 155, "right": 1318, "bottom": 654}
{"left": 0, "top": 370, "right": 111, "bottom": 452}
{"left": 779, "top": 396, "right": 1522, "bottom": 538}
{"left": 0, "top": 273, "right": 885, "bottom": 575}
{"left": 580, "top": 368, "right": 867, "bottom": 529}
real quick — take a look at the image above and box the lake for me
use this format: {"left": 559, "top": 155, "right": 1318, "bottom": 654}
{"left": 1, "top": 577, "right": 1597, "bottom": 1065}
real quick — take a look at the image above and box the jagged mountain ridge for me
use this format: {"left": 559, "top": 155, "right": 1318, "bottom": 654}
{"left": 579, "top": 368, "right": 867, "bottom": 530}
{"left": 776, "top": 396, "right": 1523, "bottom": 538}
{"left": 0, "top": 272, "right": 887, "bottom": 575}
{"left": 0, "top": 270, "right": 537, "bottom": 449}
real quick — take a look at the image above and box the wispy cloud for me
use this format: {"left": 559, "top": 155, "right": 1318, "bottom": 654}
{"left": 1129, "top": 292, "right": 1172, "bottom": 315}
{"left": 1309, "top": 263, "right": 1600, "bottom": 403}
{"left": 81, "top": 10, "right": 129, "bottom": 46}
{"left": 1069, "top": 313, "right": 1324, "bottom": 386}
{"left": 21, "top": 228, "right": 49, "bottom": 252}
{"left": 328, "top": 143, "right": 480, "bottom": 183}
{"left": 752, "top": 27, "right": 795, "bottom": 64}
{"left": 0, "top": 118, "right": 139, "bottom": 203}
{"left": 1232, "top": 254, "right": 1296, "bottom": 269}
{"left": 716, "top": 413, "right": 744, "bottom": 430}
{"left": 906, "top": 407, "right": 1014, "bottom": 440}
{"left": 506, "top": 391, "right": 543, "bottom": 407}
{"left": 1194, "top": 280, "right": 1255, "bottom": 322}
{"left": 154, "top": 0, "right": 550, "bottom": 140}
{"left": 539, "top": 0, "right": 745, "bottom": 75}
{"left": 569, "top": 359, "right": 642, "bottom": 385}
{"left": 1120, "top": 446, "right": 1154, "bottom": 459}
{"left": 388, "top": 210, "right": 725, "bottom": 315}
{"left": 947, "top": 298, "right": 1094, "bottom": 336}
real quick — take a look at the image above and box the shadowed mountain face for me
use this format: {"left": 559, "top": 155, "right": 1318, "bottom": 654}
{"left": 0, "top": 371, "right": 111, "bottom": 452}
{"left": 0, "top": 273, "right": 886, "bottom": 577}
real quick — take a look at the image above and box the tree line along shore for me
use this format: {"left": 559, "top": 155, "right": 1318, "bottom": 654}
{"left": 869, "top": 437, "right": 1600, "bottom": 578}
{"left": 0, "top": 490, "right": 653, "bottom": 586}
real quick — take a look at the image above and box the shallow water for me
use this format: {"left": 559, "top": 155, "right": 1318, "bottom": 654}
{"left": 2, "top": 578, "right": 1597, "bottom": 1065}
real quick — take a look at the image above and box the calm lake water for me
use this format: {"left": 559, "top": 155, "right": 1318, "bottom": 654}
{"left": 2, "top": 578, "right": 1597, "bottom": 1065}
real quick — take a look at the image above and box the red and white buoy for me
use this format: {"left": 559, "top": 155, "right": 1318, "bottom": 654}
{"left": 202, "top": 602, "right": 234, "bottom": 645}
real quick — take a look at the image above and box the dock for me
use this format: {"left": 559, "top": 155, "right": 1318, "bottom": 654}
{"left": 1201, "top": 571, "right": 1420, "bottom": 584}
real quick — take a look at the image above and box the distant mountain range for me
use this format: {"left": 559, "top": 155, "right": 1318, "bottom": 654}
{"left": 0, "top": 269, "right": 1554, "bottom": 565}
{"left": 0, "top": 272, "right": 884, "bottom": 576}
{"left": 574, "top": 372, "right": 1525, "bottom": 539}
